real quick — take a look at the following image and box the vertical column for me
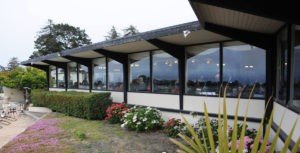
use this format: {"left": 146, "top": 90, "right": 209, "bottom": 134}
{"left": 179, "top": 52, "right": 186, "bottom": 110}
{"left": 64, "top": 65, "right": 68, "bottom": 92}
{"left": 88, "top": 62, "right": 93, "bottom": 93}
{"left": 123, "top": 56, "right": 129, "bottom": 103}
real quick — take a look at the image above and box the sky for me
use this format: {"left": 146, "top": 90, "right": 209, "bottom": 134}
{"left": 0, "top": 0, "right": 197, "bottom": 67}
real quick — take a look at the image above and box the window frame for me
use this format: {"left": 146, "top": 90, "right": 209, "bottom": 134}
{"left": 49, "top": 66, "right": 58, "bottom": 88}
{"left": 67, "top": 62, "right": 79, "bottom": 89}
{"left": 92, "top": 57, "right": 107, "bottom": 91}
{"left": 128, "top": 51, "right": 151, "bottom": 92}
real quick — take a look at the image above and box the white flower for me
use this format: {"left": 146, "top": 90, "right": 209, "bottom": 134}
{"left": 121, "top": 123, "right": 126, "bottom": 129}
{"left": 143, "top": 118, "right": 147, "bottom": 122}
{"left": 137, "top": 122, "right": 141, "bottom": 125}
{"left": 151, "top": 120, "right": 158, "bottom": 124}
{"left": 133, "top": 115, "right": 137, "bottom": 122}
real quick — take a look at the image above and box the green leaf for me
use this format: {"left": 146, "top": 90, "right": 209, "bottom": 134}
{"left": 203, "top": 103, "right": 216, "bottom": 153}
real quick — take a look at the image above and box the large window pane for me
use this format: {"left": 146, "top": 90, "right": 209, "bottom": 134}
{"left": 93, "top": 58, "right": 106, "bottom": 90}
{"left": 153, "top": 50, "right": 179, "bottom": 94}
{"left": 108, "top": 59, "right": 123, "bottom": 91}
{"left": 277, "top": 28, "right": 288, "bottom": 103}
{"left": 292, "top": 25, "right": 300, "bottom": 109}
{"left": 129, "top": 52, "right": 150, "bottom": 92}
{"left": 57, "top": 68, "right": 65, "bottom": 88}
{"left": 49, "top": 66, "right": 57, "bottom": 88}
{"left": 186, "top": 43, "right": 220, "bottom": 96}
{"left": 68, "top": 62, "right": 78, "bottom": 88}
{"left": 223, "top": 42, "right": 266, "bottom": 98}
{"left": 78, "top": 64, "right": 89, "bottom": 89}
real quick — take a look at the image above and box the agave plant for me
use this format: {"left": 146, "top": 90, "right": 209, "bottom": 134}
{"left": 170, "top": 85, "right": 300, "bottom": 153}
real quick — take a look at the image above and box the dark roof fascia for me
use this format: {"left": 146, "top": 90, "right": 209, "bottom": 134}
{"left": 21, "top": 21, "right": 201, "bottom": 65}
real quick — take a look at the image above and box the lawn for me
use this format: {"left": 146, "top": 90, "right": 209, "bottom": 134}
{"left": 0, "top": 113, "right": 177, "bottom": 153}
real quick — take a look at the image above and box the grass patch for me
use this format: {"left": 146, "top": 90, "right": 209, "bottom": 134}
{"left": 57, "top": 114, "right": 104, "bottom": 141}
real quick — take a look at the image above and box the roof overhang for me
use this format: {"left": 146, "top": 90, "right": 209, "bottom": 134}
{"left": 189, "top": 1, "right": 286, "bottom": 34}
{"left": 21, "top": 21, "right": 232, "bottom": 66}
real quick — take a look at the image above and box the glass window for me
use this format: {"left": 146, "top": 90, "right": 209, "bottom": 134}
{"left": 78, "top": 64, "right": 89, "bottom": 89}
{"left": 153, "top": 50, "right": 179, "bottom": 94}
{"left": 129, "top": 52, "right": 150, "bottom": 92}
{"left": 93, "top": 58, "right": 106, "bottom": 90}
{"left": 223, "top": 42, "right": 266, "bottom": 98}
{"left": 108, "top": 59, "right": 123, "bottom": 91}
{"left": 186, "top": 43, "right": 220, "bottom": 96}
{"left": 57, "top": 68, "right": 65, "bottom": 88}
{"left": 277, "top": 28, "right": 288, "bottom": 102}
{"left": 49, "top": 66, "right": 57, "bottom": 88}
{"left": 68, "top": 62, "right": 78, "bottom": 88}
{"left": 291, "top": 25, "right": 300, "bottom": 109}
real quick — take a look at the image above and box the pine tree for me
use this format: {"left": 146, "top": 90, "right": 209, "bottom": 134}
{"left": 123, "top": 25, "right": 139, "bottom": 37}
{"left": 105, "top": 26, "right": 121, "bottom": 40}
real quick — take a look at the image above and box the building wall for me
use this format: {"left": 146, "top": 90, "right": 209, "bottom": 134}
{"left": 128, "top": 92, "right": 179, "bottom": 109}
{"left": 273, "top": 102, "right": 300, "bottom": 143}
{"left": 184, "top": 96, "right": 265, "bottom": 119}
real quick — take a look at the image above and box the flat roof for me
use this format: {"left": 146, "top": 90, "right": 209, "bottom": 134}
{"left": 21, "top": 21, "right": 231, "bottom": 65}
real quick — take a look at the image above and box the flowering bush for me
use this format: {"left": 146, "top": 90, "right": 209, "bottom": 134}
{"left": 105, "top": 103, "right": 129, "bottom": 124}
{"left": 194, "top": 117, "right": 220, "bottom": 148}
{"left": 163, "top": 118, "right": 186, "bottom": 137}
{"left": 121, "top": 106, "right": 164, "bottom": 132}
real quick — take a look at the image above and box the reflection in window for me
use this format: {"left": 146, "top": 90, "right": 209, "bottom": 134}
{"left": 78, "top": 64, "right": 89, "bottom": 89}
{"left": 50, "top": 66, "right": 57, "bottom": 88}
{"left": 68, "top": 62, "right": 78, "bottom": 88}
{"left": 57, "top": 68, "right": 65, "bottom": 88}
{"left": 93, "top": 58, "right": 106, "bottom": 90}
{"left": 223, "top": 42, "right": 266, "bottom": 98}
{"left": 292, "top": 25, "right": 300, "bottom": 109}
{"left": 108, "top": 59, "right": 123, "bottom": 91}
{"left": 129, "top": 52, "right": 150, "bottom": 92}
{"left": 186, "top": 44, "right": 220, "bottom": 96}
{"left": 277, "top": 28, "right": 288, "bottom": 102}
{"left": 153, "top": 50, "right": 179, "bottom": 94}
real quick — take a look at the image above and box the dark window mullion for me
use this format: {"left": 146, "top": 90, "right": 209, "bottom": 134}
{"left": 220, "top": 42, "right": 224, "bottom": 96}
{"left": 150, "top": 51, "right": 153, "bottom": 92}
{"left": 56, "top": 67, "right": 58, "bottom": 88}
{"left": 105, "top": 57, "right": 108, "bottom": 91}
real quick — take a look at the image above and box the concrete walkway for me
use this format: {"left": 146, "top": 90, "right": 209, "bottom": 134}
{"left": 0, "top": 114, "right": 35, "bottom": 148}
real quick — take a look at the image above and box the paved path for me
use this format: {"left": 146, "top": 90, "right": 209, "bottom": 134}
{"left": 0, "top": 114, "right": 36, "bottom": 148}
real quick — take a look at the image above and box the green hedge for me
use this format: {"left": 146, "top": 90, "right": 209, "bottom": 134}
{"left": 31, "top": 90, "right": 112, "bottom": 120}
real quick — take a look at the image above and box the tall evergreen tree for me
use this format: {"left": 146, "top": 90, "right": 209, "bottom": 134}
{"left": 123, "top": 25, "right": 139, "bottom": 37}
{"left": 7, "top": 57, "right": 19, "bottom": 70}
{"left": 30, "top": 19, "right": 92, "bottom": 59}
{"left": 105, "top": 26, "right": 121, "bottom": 40}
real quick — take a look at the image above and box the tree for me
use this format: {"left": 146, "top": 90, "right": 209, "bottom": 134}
{"left": 0, "top": 67, "right": 46, "bottom": 89}
{"left": 0, "top": 65, "right": 5, "bottom": 72}
{"left": 7, "top": 57, "right": 19, "bottom": 70}
{"left": 30, "top": 19, "right": 92, "bottom": 58}
{"left": 105, "top": 26, "right": 121, "bottom": 40}
{"left": 123, "top": 25, "right": 139, "bottom": 37}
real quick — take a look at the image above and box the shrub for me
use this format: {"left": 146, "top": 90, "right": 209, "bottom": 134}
{"left": 0, "top": 67, "right": 46, "bottom": 89}
{"left": 105, "top": 103, "right": 129, "bottom": 124}
{"left": 194, "top": 117, "right": 220, "bottom": 148}
{"left": 122, "top": 106, "right": 164, "bottom": 132}
{"left": 31, "top": 90, "right": 112, "bottom": 120}
{"left": 163, "top": 118, "right": 186, "bottom": 137}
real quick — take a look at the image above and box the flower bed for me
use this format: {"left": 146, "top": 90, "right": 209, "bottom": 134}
{"left": 122, "top": 106, "right": 164, "bottom": 132}
{"left": 105, "top": 103, "right": 129, "bottom": 124}
{"left": 163, "top": 118, "right": 186, "bottom": 137}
